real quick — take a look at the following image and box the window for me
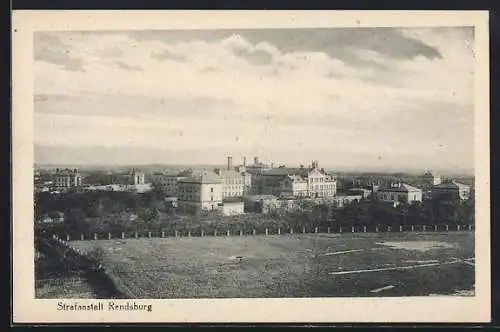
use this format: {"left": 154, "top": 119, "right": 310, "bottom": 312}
{"left": 210, "top": 187, "right": 214, "bottom": 193}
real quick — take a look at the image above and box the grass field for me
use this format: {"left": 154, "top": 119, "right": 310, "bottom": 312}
{"left": 69, "top": 232, "right": 474, "bottom": 298}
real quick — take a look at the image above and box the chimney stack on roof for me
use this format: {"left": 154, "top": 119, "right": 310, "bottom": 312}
{"left": 254, "top": 157, "right": 259, "bottom": 165}
{"left": 227, "top": 155, "right": 233, "bottom": 171}
{"left": 243, "top": 156, "right": 246, "bottom": 167}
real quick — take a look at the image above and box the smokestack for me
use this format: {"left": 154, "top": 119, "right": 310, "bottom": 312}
{"left": 254, "top": 157, "right": 259, "bottom": 165}
{"left": 227, "top": 156, "right": 233, "bottom": 170}
{"left": 243, "top": 156, "right": 246, "bottom": 167}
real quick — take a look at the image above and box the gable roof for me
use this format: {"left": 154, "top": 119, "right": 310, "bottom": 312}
{"left": 379, "top": 183, "right": 421, "bottom": 193}
{"left": 433, "top": 181, "right": 470, "bottom": 190}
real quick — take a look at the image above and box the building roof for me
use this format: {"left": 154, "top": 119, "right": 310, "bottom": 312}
{"left": 54, "top": 168, "right": 79, "bottom": 176}
{"left": 349, "top": 187, "right": 371, "bottom": 192}
{"left": 263, "top": 167, "right": 314, "bottom": 177}
{"left": 215, "top": 168, "right": 250, "bottom": 178}
{"left": 287, "top": 175, "right": 307, "bottom": 182}
{"left": 433, "top": 181, "right": 470, "bottom": 190}
{"left": 378, "top": 183, "right": 422, "bottom": 193}
{"left": 180, "top": 171, "right": 222, "bottom": 184}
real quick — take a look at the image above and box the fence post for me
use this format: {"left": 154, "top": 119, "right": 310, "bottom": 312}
{"left": 175, "top": 230, "right": 179, "bottom": 237}
{"left": 445, "top": 224, "right": 449, "bottom": 232}
{"left": 290, "top": 228, "right": 293, "bottom": 234}
{"left": 108, "top": 233, "right": 112, "bottom": 240}
{"left": 469, "top": 224, "right": 472, "bottom": 231}
{"left": 278, "top": 228, "right": 281, "bottom": 235}
{"left": 227, "top": 230, "right": 230, "bottom": 236}
{"left": 423, "top": 225, "right": 426, "bottom": 232}
{"left": 253, "top": 229, "right": 256, "bottom": 236}
{"left": 339, "top": 226, "right": 343, "bottom": 233}
{"left": 265, "top": 228, "right": 269, "bottom": 235}
{"left": 327, "top": 227, "right": 330, "bottom": 234}
{"left": 94, "top": 233, "right": 98, "bottom": 240}
{"left": 351, "top": 226, "right": 355, "bottom": 233}
{"left": 434, "top": 225, "right": 437, "bottom": 232}
{"left": 122, "top": 232, "right": 125, "bottom": 239}
{"left": 388, "top": 226, "right": 392, "bottom": 232}
{"left": 399, "top": 225, "right": 403, "bottom": 232}
{"left": 364, "top": 226, "right": 367, "bottom": 233}
{"left": 375, "top": 226, "right": 379, "bottom": 233}
{"left": 201, "top": 230, "right": 205, "bottom": 237}
{"left": 302, "top": 227, "right": 306, "bottom": 234}
{"left": 214, "top": 229, "right": 217, "bottom": 236}
{"left": 135, "top": 232, "right": 138, "bottom": 239}
{"left": 188, "top": 231, "right": 191, "bottom": 237}
{"left": 315, "top": 227, "right": 318, "bottom": 234}
{"left": 80, "top": 234, "right": 84, "bottom": 241}
{"left": 411, "top": 225, "right": 414, "bottom": 232}
{"left": 457, "top": 224, "right": 461, "bottom": 231}
{"left": 66, "top": 234, "right": 70, "bottom": 241}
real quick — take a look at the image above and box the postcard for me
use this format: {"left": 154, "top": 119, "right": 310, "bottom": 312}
{"left": 12, "top": 10, "right": 490, "bottom": 323}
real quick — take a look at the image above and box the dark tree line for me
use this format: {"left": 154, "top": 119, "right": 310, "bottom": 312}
{"left": 35, "top": 190, "right": 475, "bottom": 238}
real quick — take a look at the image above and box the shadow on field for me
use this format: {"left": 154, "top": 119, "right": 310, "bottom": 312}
{"left": 35, "top": 238, "right": 128, "bottom": 299}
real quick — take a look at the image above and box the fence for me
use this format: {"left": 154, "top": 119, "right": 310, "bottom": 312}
{"left": 48, "top": 223, "right": 475, "bottom": 241}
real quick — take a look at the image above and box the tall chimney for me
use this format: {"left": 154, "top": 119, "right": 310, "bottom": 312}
{"left": 254, "top": 157, "right": 259, "bottom": 165}
{"left": 243, "top": 156, "right": 246, "bottom": 167}
{"left": 227, "top": 156, "right": 233, "bottom": 170}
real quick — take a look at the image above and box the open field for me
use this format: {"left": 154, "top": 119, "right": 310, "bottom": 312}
{"left": 68, "top": 232, "right": 474, "bottom": 298}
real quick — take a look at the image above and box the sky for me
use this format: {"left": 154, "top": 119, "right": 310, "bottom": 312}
{"left": 34, "top": 27, "right": 475, "bottom": 173}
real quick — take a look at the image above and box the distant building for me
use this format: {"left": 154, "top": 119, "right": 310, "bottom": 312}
{"left": 376, "top": 183, "right": 423, "bottom": 205}
{"left": 221, "top": 199, "right": 245, "bottom": 216}
{"left": 258, "top": 160, "right": 337, "bottom": 198}
{"left": 177, "top": 171, "right": 223, "bottom": 214}
{"left": 131, "top": 169, "right": 145, "bottom": 185}
{"left": 214, "top": 156, "right": 252, "bottom": 198}
{"left": 243, "top": 194, "right": 279, "bottom": 214}
{"left": 432, "top": 181, "right": 471, "bottom": 201}
{"left": 109, "top": 168, "right": 146, "bottom": 185}
{"left": 244, "top": 156, "right": 273, "bottom": 175}
{"left": 53, "top": 168, "right": 82, "bottom": 192}
{"left": 152, "top": 171, "right": 189, "bottom": 196}
{"left": 347, "top": 188, "right": 372, "bottom": 199}
{"left": 83, "top": 183, "right": 152, "bottom": 193}
{"left": 422, "top": 171, "right": 442, "bottom": 186}
{"left": 332, "top": 195, "right": 363, "bottom": 208}
{"left": 280, "top": 175, "right": 308, "bottom": 197}
{"left": 164, "top": 197, "right": 179, "bottom": 209}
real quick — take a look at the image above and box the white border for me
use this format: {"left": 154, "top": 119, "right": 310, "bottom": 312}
{"left": 12, "top": 10, "right": 491, "bottom": 323}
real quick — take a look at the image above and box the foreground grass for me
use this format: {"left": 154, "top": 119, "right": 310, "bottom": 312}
{"left": 69, "top": 232, "right": 474, "bottom": 298}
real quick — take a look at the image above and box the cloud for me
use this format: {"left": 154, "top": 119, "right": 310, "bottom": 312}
{"left": 115, "top": 61, "right": 143, "bottom": 72}
{"left": 33, "top": 28, "right": 475, "bottom": 171}
{"left": 34, "top": 33, "right": 85, "bottom": 71}
{"left": 151, "top": 49, "right": 187, "bottom": 62}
